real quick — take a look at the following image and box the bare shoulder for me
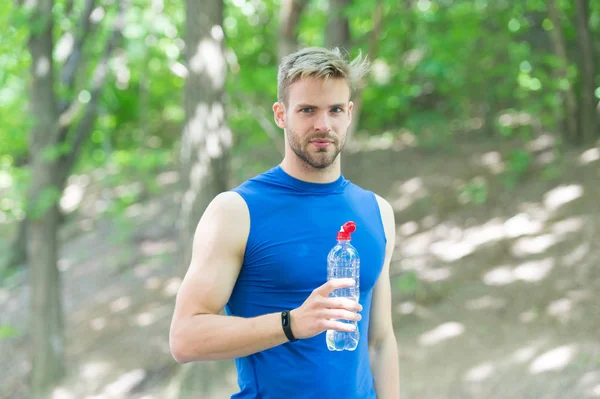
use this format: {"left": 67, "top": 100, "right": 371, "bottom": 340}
{"left": 374, "top": 193, "right": 395, "bottom": 233}
{"left": 206, "top": 190, "right": 248, "bottom": 219}
{"left": 189, "top": 190, "right": 250, "bottom": 266}
{"left": 198, "top": 191, "right": 249, "bottom": 235}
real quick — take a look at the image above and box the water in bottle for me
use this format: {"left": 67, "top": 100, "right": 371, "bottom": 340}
{"left": 326, "top": 221, "right": 360, "bottom": 351}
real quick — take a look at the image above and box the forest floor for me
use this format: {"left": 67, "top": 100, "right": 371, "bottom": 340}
{"left": 1, "top": 131, "right": 600, "bottom": 398}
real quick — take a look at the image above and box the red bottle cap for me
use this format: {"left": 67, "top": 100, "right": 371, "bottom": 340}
{"left": 336, "top": 221, "right": 356, "bottom": 240}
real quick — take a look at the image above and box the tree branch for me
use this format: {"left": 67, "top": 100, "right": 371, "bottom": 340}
{"left": 60, "top": 0, "right": 97, "bottom": 105}
{"left": 57, "top": 0, "right": 126, "bottom": 188}
{"left": 65, "top": 0, "right": 75, "bottom": 17}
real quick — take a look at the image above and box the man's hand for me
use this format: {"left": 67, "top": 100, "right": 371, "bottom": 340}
{"left": 290, "top": 278, "right": 362, "bottom": 339}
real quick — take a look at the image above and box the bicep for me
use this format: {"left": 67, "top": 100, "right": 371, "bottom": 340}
{"left": 172, "top": 192, "right": 249, "bottom": 321}
{"left": 369, "top": 195, "right": 396, "bottom": 346}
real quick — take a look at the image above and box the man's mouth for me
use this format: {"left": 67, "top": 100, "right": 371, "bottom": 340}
{"left": 309, "top": 139, "right": 334, "bottom": 149}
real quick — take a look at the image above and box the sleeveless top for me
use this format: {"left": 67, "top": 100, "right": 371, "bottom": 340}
{"left": 225, "top": 165, "right": 387, "bottom": 399}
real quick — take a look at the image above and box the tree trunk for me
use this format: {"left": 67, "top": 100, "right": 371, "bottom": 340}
{"left": 278, "top": 0, "right": 309, "bottom": 59}
{"left": 7, "top": 0, "right": 122, "bottom": 273}
{"left": 176, "top": 0, "right": 232, "bottom": 395}
{"left": 326, "top": 0, "right": 351, "bottom": 50}
{"left": 180, "top": 0, "right": 231, "bottom": 268}
{"left": 26, "top": 0, "right": 66, "bottom": 396}
{"left": 574, "top": 0, "right": 598, "bottom": 143}
{"left": 5, "top": 218, "right": 27, "bottom": 269}
{"left": 547, "top": 0, "right": 578, "bottom": 143}
{"left": 348, "top": 0, "right": 382, "bottom": 141}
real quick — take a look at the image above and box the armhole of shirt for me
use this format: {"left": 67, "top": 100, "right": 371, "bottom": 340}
{"left": 370, "top": 191, "right": 388, "bottom": 249}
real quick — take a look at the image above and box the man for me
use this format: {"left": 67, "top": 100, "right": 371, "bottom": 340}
{"left": 169, "top": 47, "right": 400, "bottom": 398}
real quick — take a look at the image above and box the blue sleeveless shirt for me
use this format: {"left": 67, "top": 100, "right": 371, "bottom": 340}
{"left": 225, "top": 165, "right": 387, "bottom": 399}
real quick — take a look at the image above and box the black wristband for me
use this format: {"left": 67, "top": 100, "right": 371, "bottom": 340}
{"left": 281, "top": 310, "right": 298, "bottom": 342}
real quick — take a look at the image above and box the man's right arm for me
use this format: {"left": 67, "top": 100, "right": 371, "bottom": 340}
{"left": 169, "top": 191, "right": 362, "bottom": 364}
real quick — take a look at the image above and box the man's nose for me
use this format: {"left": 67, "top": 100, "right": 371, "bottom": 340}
{"left": 313, "top": 112, "right": 331, "bottom": 132}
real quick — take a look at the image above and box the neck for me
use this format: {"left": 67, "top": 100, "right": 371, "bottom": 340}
{"left": 280, "top": 153, "right": 342, "bottom": 184}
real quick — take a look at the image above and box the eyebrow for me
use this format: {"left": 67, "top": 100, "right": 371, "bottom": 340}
{"left": 295, "top": 103, "right": 347, "bottom": 109}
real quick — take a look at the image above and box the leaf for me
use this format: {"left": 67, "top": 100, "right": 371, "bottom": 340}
{"left": 0, "top": 324, "right": 19, "bottom": 339}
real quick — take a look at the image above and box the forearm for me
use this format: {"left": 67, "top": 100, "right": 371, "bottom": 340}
{"left": 170, "top": 312, "right": 288, "bottom": 363}
{"left": 371, "top": 332, "right": 400, "bottom": 399}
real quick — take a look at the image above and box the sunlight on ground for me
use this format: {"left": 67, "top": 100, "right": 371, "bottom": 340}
{"left": 478, "top": 151, "right": 505, "bottom": 174}
{"left": 464, "top": 362, "right": 495, "bottom": 382}
{"left": 580, "top": 147, "right": 600, "bottom": 164}
{"left": 104, "top": 369, "right": 147, "bottom": 396}
{"left": 513, "top": 258, "right": 554, "bottom": 282}
{"left": 136, "top": 311, "right": 156, "bottom": 327}
{"left": 52, "top": 388, "right": 74, "bottom": 399}
{"left": 110, "top": 296, "right": 132, "bottom": 313}
{"left": 163, "top": 277, "right": 181, "bottom": 297}
{"left": 90, "top": 317, "right": 107, "bottom": 331}
{"left": 563, "top": 243, "right": 590, "bottom": 266}
{"left": 396, "top": 301, "right": 416, "bottom": 315}
{"left": 418, "top": 321, "right": 464, "bottom": 346}
{"left": 52, "top": 369, "right": 151, "bottom": 399}
{"left": 135, "top": 264, "right": 153, "bottom": 278}
{"left": 543, "top": 184, "right": 584, "bottom": 212}
{"left": 80, "top": 361, "right": 111, "bottom": 382}
{"left": 483, "top": 258, "right": 554, "bottom": 285}
{"left": 504, "top": 213, "right": 544, "bottom": 237}
{"left": 547, "top": 298, "right": 572, "bottom": 322}
{"left": 527, "top": 133, "right": 555, "bottom": 152}
{"left": 580, "top": 372, "right": 600, "bottom": 397}
{"left": 139, "top": 239, "right": 177, "bottom": 256}
{"left": 465, "top": 295, "right": 507, "bottom": 311}
{"left": 391, "top": 177, "right": 429, "bottom": 213}
{"left": 511, "top": 235, "right": 560, "bottom": 257}
{"left": 552, "top": 217, "right": 585, "bottom": 235}
{"left": 398, "top": 221, "right": 419, "bottom": 236}
{"left": 419, "top": 267, "right": 452, "bottom": 282}
{"left": 511, "top": 345, "right": 539, "bottom": 364}
{"left": 145, "top": 277, "right": 162, "bottom": 290}
{"left": 348, "top": 131, "right": 416, "bottom": 152}
{"left": 528, "top": 345, "right": 576, "bottom": 374}
{"left": 519, "top": 309, "right": 539, "bottom": 323}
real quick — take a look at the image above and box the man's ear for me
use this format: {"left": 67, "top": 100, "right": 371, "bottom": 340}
{"left": 348, "top": 101, "right": 354, "bottom": 123}
{"left": 273, "top": 102, "right": 286, "bottom": 129}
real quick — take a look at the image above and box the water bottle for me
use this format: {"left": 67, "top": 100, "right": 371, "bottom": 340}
{"left": 326, "top": 221, "right": 360, "bottom": 351}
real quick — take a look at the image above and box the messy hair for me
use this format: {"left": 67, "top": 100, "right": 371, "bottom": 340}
{"left": 277, "top": 47, "right": 370, "bottom": 104}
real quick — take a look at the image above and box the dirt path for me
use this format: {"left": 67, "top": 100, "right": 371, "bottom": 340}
{"left": 1, "top": 134, "right": 599, "bottom": 398}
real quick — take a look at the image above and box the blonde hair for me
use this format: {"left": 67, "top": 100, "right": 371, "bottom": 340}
{"left": 277, "top": 47, "right": 370, "bottom": 104}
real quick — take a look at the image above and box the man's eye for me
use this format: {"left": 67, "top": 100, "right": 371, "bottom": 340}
{"left": 300, "top": 108, "right": 313, "bottom": 113}
{"left": 331, "top": 107, "right": 343, "bottom": 113}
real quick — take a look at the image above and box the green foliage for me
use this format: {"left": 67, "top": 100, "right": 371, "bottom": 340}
{"left": 0, "top": 0, "right": 598, "bottom": 228}
{"left": 396, "top": 270, "right": 420, "bottom": 296}
{"left": 458, "top": 177, "right": 489, "bottom": 205}
{"left": 0, "top": 324, "right": 21, "bottom": 339}
{"left": 502, "top": 148, "right": 532, "bottom": 189}
{"left": 0, "top": 2, "right": 30, "bottom": 162}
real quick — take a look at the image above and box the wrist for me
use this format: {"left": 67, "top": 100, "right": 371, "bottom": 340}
{"left": 281, "top": 310, "right": 298, "bottom": 342}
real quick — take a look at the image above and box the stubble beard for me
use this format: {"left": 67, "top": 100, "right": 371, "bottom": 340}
{"left": 287, "top": 128, "right": 345, "bottom": 170}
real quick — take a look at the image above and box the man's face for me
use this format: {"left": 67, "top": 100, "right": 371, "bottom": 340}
{"left": 274, "top": 77, "right": 353, "bottom": 169}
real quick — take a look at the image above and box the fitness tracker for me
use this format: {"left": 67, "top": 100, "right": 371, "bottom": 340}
{"left": 281, "top": 310, "right": 298, "bottom": 342}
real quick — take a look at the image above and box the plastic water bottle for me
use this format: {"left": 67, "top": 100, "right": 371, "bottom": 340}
{"left": 326, "top": 221, "right": 360, "bottom": 351}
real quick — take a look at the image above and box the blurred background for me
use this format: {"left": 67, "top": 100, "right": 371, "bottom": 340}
{"left": 1, "top": 0, "right": 600, "bottom": 398}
